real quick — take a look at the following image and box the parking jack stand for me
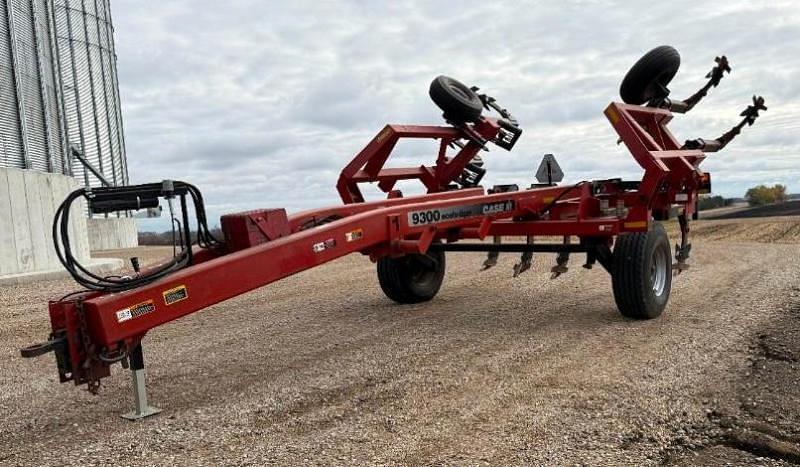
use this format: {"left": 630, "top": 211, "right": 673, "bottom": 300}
{"left": 121, "top": 344, "right": 161, "bottom": 420}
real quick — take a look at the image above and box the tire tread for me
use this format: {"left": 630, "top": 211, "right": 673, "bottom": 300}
{"left": 612, "top": 223, "right": 671, "bottom": 319}
{"left": 429, "top": 76, "right": 483, "bottom": 122}
{"left": 620, "top": 46, "right": 681, "bottom": 105}
{"left": 377, "top": 252, "right": 445, "bottom": 304}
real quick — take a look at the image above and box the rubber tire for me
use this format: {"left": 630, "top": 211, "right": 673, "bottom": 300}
{"left": 619, "top": 46, "right": 681, "bottom": 105}
{"left": 611, "top": 222, "right": 672, "bottom": 319}
{"left": 377, "top": 250, "right": 446, "bottom": 304}
{"left": 429, "top": 75, "right": 483, "bottom": 123}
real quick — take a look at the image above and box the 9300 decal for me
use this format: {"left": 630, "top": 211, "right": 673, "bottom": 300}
{"left": 407, "top": 200, "right": 515, "bottom": 226}
{"left": 410, "top": 210, "right": 441, "bottom": 225}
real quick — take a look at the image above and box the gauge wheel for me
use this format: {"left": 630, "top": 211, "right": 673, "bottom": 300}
{"left": 429, "top": 75, "right": 484, "bottom": 123}
{"left": 619, "top": 46, "right": 681, "bottom": 105}
{"left": 377, "top": 249, "right": 446, "bottom": 304}
{"left": 611, "top": 222, "right": 672, "bottom": 319}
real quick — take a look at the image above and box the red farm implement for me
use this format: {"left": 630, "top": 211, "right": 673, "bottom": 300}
{"left": 21, "top": 46, "right": 765, "bottom": 419}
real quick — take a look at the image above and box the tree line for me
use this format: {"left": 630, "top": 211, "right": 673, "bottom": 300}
{"left": 744, "top": 184, "right": 788, "bottom": 206}
{"left": 139, "top": 228, "right": 223, "bottom": 246}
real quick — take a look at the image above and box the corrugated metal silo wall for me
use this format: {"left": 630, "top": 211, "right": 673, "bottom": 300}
{"left": 0, "top": 0, "right": 68, "bottom": 175}
{"left": 53, "top": 0, "right": 127, "bottom": 190}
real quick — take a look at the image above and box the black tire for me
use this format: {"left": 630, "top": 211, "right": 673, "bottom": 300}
{"left": 377, "top": 250, "right": 445, "bottom": 304}
{"left": 429, "top": 75, "right": 483, "bottom": 123}
{"left": 619, "top": 46, "right": 681, "bottom": 105}
{"left": 611, "top": 222, "right": 672, "bottom": 319}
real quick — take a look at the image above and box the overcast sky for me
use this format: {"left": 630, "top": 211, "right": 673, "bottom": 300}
{"left": 112, "top": 0, "right": 799, "bottom": 228}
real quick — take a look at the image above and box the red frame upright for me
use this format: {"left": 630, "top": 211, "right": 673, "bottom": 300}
{"left": 336, "top": 119, "right": 502, "bottom": 203}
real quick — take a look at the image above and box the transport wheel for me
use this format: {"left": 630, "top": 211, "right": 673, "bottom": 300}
{"left": 429, "top": 75, "right": 484, "bottom": 123}
{"left": 377, "top": 250, "right": 446, "bottom": 304}
{"left": 611, "top": 222, "right": 672, "bottom": 319}
{"left": 619, "top": 45, "right": 681, "bottom": 105}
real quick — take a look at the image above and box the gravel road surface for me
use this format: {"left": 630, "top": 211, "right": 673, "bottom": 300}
{"left": 2, "top": 218, "right": 799, "bottom": 466}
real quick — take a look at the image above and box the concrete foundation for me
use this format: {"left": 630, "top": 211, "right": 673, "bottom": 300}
{"left": 88, "top": 217, "right": 139, "bottom": 251}
{"left": 0, "top": 257, "right": 123, "bottom": 286}
{"left": 0, "top": 167, "right": 91, "bottom": 276}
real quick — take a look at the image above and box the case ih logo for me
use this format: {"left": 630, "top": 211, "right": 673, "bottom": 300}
{"left": 482, "top": 200, "right": 514, "bottom": 215}
{"left": 115, "top": 300, "right": 156, "bottom": 323}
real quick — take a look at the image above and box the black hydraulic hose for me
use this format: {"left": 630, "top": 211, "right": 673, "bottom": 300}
{"left": 54, "top": 190, "right": 187, "bottom": 289}
{"left": 53, "top": 182, "right": 221, "bottom": 293}
{"left": 185, "top": 183, "right": 222, "bottom": 247}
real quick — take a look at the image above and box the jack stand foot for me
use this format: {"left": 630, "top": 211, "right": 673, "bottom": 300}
{"left": 121, "top": 344, "right": 161, "bottom": 421}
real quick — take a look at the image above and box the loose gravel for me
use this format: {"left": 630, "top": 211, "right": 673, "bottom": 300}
{"left": 1, "top": 220, "right": 799, "bottom": 466}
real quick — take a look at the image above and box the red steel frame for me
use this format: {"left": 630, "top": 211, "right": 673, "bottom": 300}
{"left": 37, "top": 102, "right": 709, "bottom": 391}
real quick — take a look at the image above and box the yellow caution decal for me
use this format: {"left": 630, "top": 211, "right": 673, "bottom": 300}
{"left": 162, "top": 285, "right": 188, "bottom": 306}
{"left": 623, "top": 221, "right": 648, "bottom": 229}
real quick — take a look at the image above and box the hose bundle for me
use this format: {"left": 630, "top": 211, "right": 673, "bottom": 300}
{"left": 54, "top": 181, "right": 222, "bottom": 292}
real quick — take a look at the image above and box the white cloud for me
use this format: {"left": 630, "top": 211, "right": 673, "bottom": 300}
{"left": 112, "top": 0, "right": 800, "bottom": 228}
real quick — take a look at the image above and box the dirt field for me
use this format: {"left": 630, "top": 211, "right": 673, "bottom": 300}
{"left": 2, "top": 216, "right": 799, "bottom": 466}
{"left": 703, "top": 200, "right": 800, "bottom": 220}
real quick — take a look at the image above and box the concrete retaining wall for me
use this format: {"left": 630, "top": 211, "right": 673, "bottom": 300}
{"left": 0, "top": 167, "right": 90, "bottom": 275}
{"left": 87, "top": 217, "right": 139, "bottom": 251}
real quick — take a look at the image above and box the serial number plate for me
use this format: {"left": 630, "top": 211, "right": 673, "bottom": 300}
{"left": 407, "top": 200, "right": 515, "bottom": 226}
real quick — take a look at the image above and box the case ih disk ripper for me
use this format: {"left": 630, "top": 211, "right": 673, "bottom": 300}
{"left": 22, "top": 46, "right": 765, "bottom": 419}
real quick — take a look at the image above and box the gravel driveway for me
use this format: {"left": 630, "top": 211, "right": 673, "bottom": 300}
{"left": 2, "top": 220, "right": 799, "bottom": 466}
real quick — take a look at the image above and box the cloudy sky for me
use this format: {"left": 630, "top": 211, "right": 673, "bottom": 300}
{"left": 112, "top": 0, "right": 799, "bottom": 228}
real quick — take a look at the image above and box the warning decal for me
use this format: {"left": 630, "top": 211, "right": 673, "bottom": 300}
{"left": 407, "top": 200, "right": 515, "bottom": 226}
{"left": 163, "top": 285, "right": 189, "bottom": 306}
{"left": 115, "top": 300, "right": 156, "bottom": 323}
{"left": 345, "top": 228, "right": 363, "bottom": 242}
{"left": 312, "top": 238, "right": 337, "bottom": 253}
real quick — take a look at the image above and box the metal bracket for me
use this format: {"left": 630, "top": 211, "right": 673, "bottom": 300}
{"left": 665, "top": 56, "right": 731, "bottom": 114}
{"left": 71, "top": 146, "right": 112, "bottom": 187}
{"left": 20, "top": 335, "right": 66, "bottom": 358}
{"left": 683, "top": 95, "right": 766, "bottom": 152}
{"left": 472, "top": 87, "right": 522, "bottom": 151}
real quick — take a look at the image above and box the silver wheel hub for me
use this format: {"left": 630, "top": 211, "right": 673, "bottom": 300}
{"left": 651, "top": 245, "right": 668, "bottom": 297}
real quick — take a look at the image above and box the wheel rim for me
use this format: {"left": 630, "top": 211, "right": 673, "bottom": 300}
{"left": 650, "top": 244, "right": 669, "bottom": 297}
{"left": 407, "top": 256, "right": 437, "bottom": 286}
